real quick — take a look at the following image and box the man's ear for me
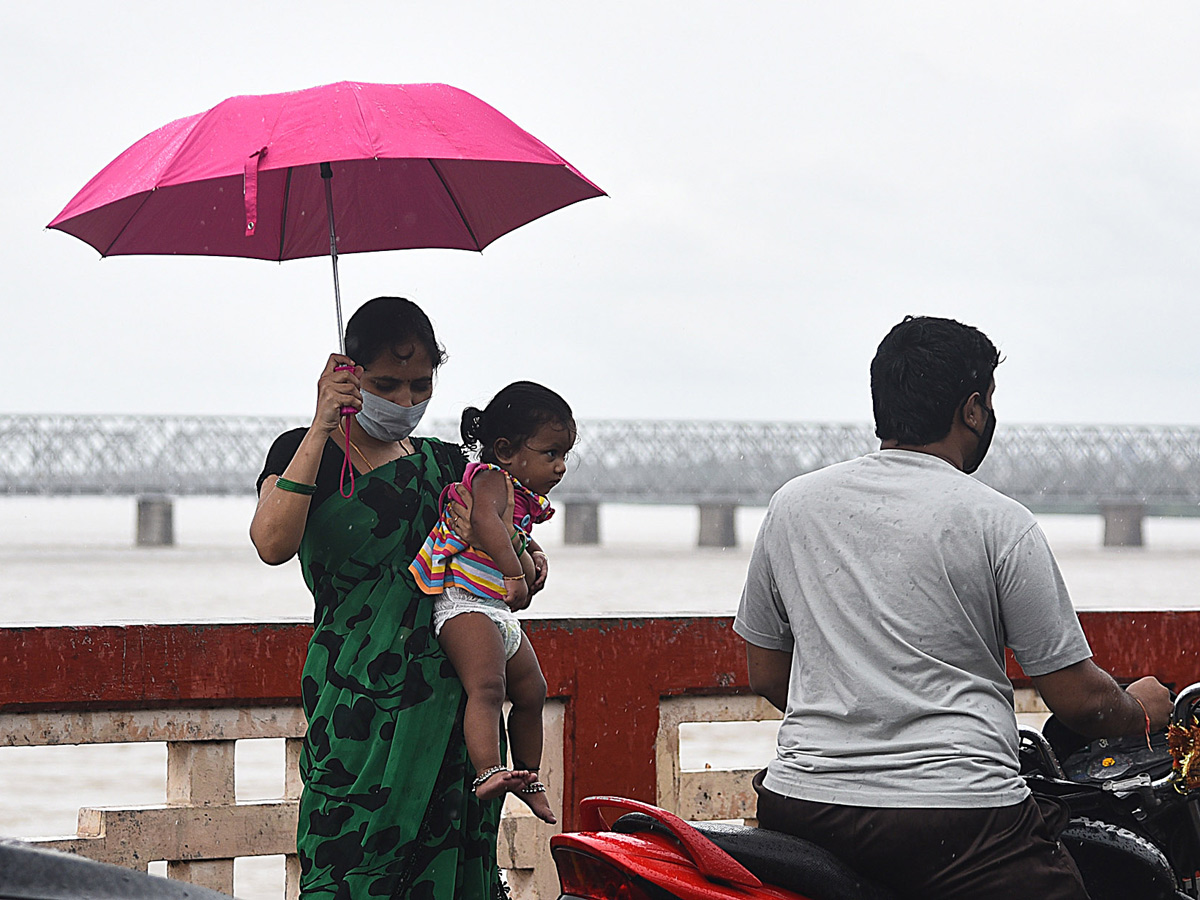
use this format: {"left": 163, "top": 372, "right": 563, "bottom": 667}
{"left": 493, "top": 437, "right": 515, "bottom": 463}
{"left": 960, "top": 391, "right": 983, "bottom": 431}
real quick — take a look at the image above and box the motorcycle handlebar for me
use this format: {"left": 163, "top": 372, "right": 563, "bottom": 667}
{"left": 1171, "top": 683, "right": 1200, "bottom": 729}
{"left": 1142, "top": 683, "right": 1200, "bottom": 797}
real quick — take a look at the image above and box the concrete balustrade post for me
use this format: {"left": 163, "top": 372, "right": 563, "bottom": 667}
{"left": 166, "top": 740, "right": 235, "bottom": 893}
{"left": 284, "top": 738, "right": 304, "bottom": 900}
{"left": 656, "top": 695, "right": 780, "bottom": 822}
{"left": 1102, "top": 503, "right": 1145, "bottom": 547}
{"left": 498, "top": 699, "right": 566, "bottom": 900}
{"left": 697, "top": 503, "right": 737, "bottom": 547}
{"left": 136, "top": 495, "right": 174, "bottom": 547}
{"left": 563, "top": 502, "right": 601, "bottom": 545}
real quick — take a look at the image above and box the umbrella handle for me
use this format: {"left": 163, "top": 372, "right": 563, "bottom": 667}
{"left": 333, "top": 364, "right": 357, "bottom": 418}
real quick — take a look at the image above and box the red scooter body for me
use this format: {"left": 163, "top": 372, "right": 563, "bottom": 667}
{"left": 550, "top": 796, "right": 892, "bottom": 900}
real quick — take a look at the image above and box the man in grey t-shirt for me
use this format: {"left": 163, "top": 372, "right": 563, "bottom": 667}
{"left": 735, "top": 316, "right": 1171, "bottom": 899}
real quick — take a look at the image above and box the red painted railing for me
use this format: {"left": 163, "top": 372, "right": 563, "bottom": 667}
{"left": 4, "top": 613, "right": 1200, "bottom": 832}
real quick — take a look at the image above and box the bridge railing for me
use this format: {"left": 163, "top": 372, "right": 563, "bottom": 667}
{"left": 3, "top": 614, "right": 1199, "bottom": 899}
{"left": 3, "top": 415, "right": 1198, "bottom": 509}
{"left": 0, "top": 415, "right": 300, "bottom": 496}
{"left": 4, "top": 415, "right": 1198, "bottom": 546}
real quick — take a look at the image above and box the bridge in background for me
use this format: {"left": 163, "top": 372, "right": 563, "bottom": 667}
{"left": 1, "top": 415, "right": 1197, "bottom": 547}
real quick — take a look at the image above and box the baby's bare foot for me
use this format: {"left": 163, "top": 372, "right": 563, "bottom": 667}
{"left": 518, "top": 781, "right": 557, "bottom": 824}
{"left": 474, "top": 768, "right": 531, "bottom": 802}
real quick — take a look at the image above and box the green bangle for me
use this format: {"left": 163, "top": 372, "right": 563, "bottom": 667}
{"left": 275, "top": 476, "right": 316, "bottom": 495}
{"left": 511, "top": 530, "right": 530, "bottom": 556}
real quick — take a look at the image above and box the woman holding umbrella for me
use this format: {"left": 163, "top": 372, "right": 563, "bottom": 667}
{"left": 251, "top": 296, "right": 525, "bottom": 900}
{"left": 48, "top": 79, "right": 601, "bottom": 899}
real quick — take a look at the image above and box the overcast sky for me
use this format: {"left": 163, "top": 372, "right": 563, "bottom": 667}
{"left": 5, "top": 2, "right": 1199, "bottom": 427}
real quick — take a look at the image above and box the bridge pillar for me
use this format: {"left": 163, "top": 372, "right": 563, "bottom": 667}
{"left": 698, "top": 504, "right": 737, "bottom": 548}
{"left": 563, "top": 503, "right": 601, "bottom": 545}
{"left": 136, "top": 495, "right": 175, "bottom": 547}
{"left": 1101, "top": 503, "right": 1145, "bottom": 548}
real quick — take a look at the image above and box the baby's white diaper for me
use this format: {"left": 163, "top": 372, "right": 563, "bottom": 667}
{"left": 432, "top": 584, "right": 523, "bottom": 660}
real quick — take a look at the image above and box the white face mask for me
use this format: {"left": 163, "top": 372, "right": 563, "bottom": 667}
{"left": 356, "top": 390, "right": 430, "bottom": 442}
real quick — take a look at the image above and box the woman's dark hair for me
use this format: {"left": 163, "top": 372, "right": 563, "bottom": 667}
{"left": 344, "top": 296, "right": 448, "bottom": 370}
{"left": 461, "top": 381, "right": 575, "bottom": 463}
{"left": 870, "top": 316, "right": 1001, "bottom": 445}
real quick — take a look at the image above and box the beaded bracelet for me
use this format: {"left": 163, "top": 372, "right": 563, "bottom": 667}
{"left": 503, "top": 574, "right": 526, "bottom": 582}
{"left": 275, "top": 476, "right": 317, "bottom": 495}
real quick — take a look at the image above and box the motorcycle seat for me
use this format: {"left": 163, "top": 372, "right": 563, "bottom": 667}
{"left": 613, "top": 813, "right": 898, "bottom": 900}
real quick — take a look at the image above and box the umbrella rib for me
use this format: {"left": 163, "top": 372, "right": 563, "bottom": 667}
{"left": 277, "top": 167, "right": 293, "bottom": 262}
{"left": 349, "top": 88, "right": 381, "bottom": 158}
{"left": 427, "top": 159, "right": 482, "bottom": 250}
{"left": 100, "top": 190, "right": 159, "bottom": 257}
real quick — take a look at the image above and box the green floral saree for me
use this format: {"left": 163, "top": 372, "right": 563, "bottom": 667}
{"left": 293, "top": 437, "right": 504, "bottom": 899}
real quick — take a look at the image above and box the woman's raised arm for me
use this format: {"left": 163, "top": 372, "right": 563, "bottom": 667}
{"left": 250, "top": 355, "right": 362, "bottom": 564}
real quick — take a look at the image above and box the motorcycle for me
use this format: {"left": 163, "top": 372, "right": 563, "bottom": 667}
{"left": 551, "top": 683, "right": 1200, "bottom": 900}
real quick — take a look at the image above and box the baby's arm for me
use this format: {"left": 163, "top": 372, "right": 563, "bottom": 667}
{"left": 527, "top": 539, "right": 549, "bottom": 595}
{"left": 518, "top": 548, "right": 538, "bottom": 593}
{"left": 445, "top": 483, "right": 521, "bottom": 550}
{"left": 469, "top": 469, "right": 529, "bottom": 610}
{"left": 449, "top": 484, "right": 538, "bottom": 593}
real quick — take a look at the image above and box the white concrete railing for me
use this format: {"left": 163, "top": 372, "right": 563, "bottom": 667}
{"left": 1, "top": 701, "right": 565, "bottom": 900}
{"left": 1, "top": 690, "right": 1050, "bottom": 898}
{"left": 1, "top": 706, "right": 305, "bottom": 894}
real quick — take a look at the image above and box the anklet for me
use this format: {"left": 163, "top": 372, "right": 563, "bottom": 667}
{"left": 472, "top": 765, "right": 509, "bottom": 792}
{"left": 520, "top": 781, "right": 547, "bottom": 794}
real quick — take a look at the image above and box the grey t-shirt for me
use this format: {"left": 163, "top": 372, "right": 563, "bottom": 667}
{"left": 734, "top": 450, "right": 1091, "bottom": 808}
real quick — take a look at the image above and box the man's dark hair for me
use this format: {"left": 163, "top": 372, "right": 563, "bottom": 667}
{"left": 870, "top": 316, "right": 1001, "bottom": 445}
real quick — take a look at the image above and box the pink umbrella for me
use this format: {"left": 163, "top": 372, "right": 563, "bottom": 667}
{"left": 48, "top": 80, "right": 605, "bottom": 348}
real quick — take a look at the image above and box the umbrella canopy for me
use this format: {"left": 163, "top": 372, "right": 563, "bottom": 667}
{"left": 48, "top": 81, "right": 605, "bottom": 260}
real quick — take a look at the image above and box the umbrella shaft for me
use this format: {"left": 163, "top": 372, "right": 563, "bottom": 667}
{"left": 321, "top": 162, "right": 344, "bottom": 355}
{"left": 331, "top": 253, "right": 344, "bottom": 356}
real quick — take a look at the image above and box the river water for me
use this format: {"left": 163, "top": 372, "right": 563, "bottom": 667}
{"left": 2, "top": 496, "right": 1198, "bottom": 895}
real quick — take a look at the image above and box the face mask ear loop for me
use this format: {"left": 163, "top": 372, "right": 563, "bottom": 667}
{"left": 339, "top": 414, "right": 355, "bottom": 499}
{"left": 334, "top": 365, "right": 357, "bottom": 498}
